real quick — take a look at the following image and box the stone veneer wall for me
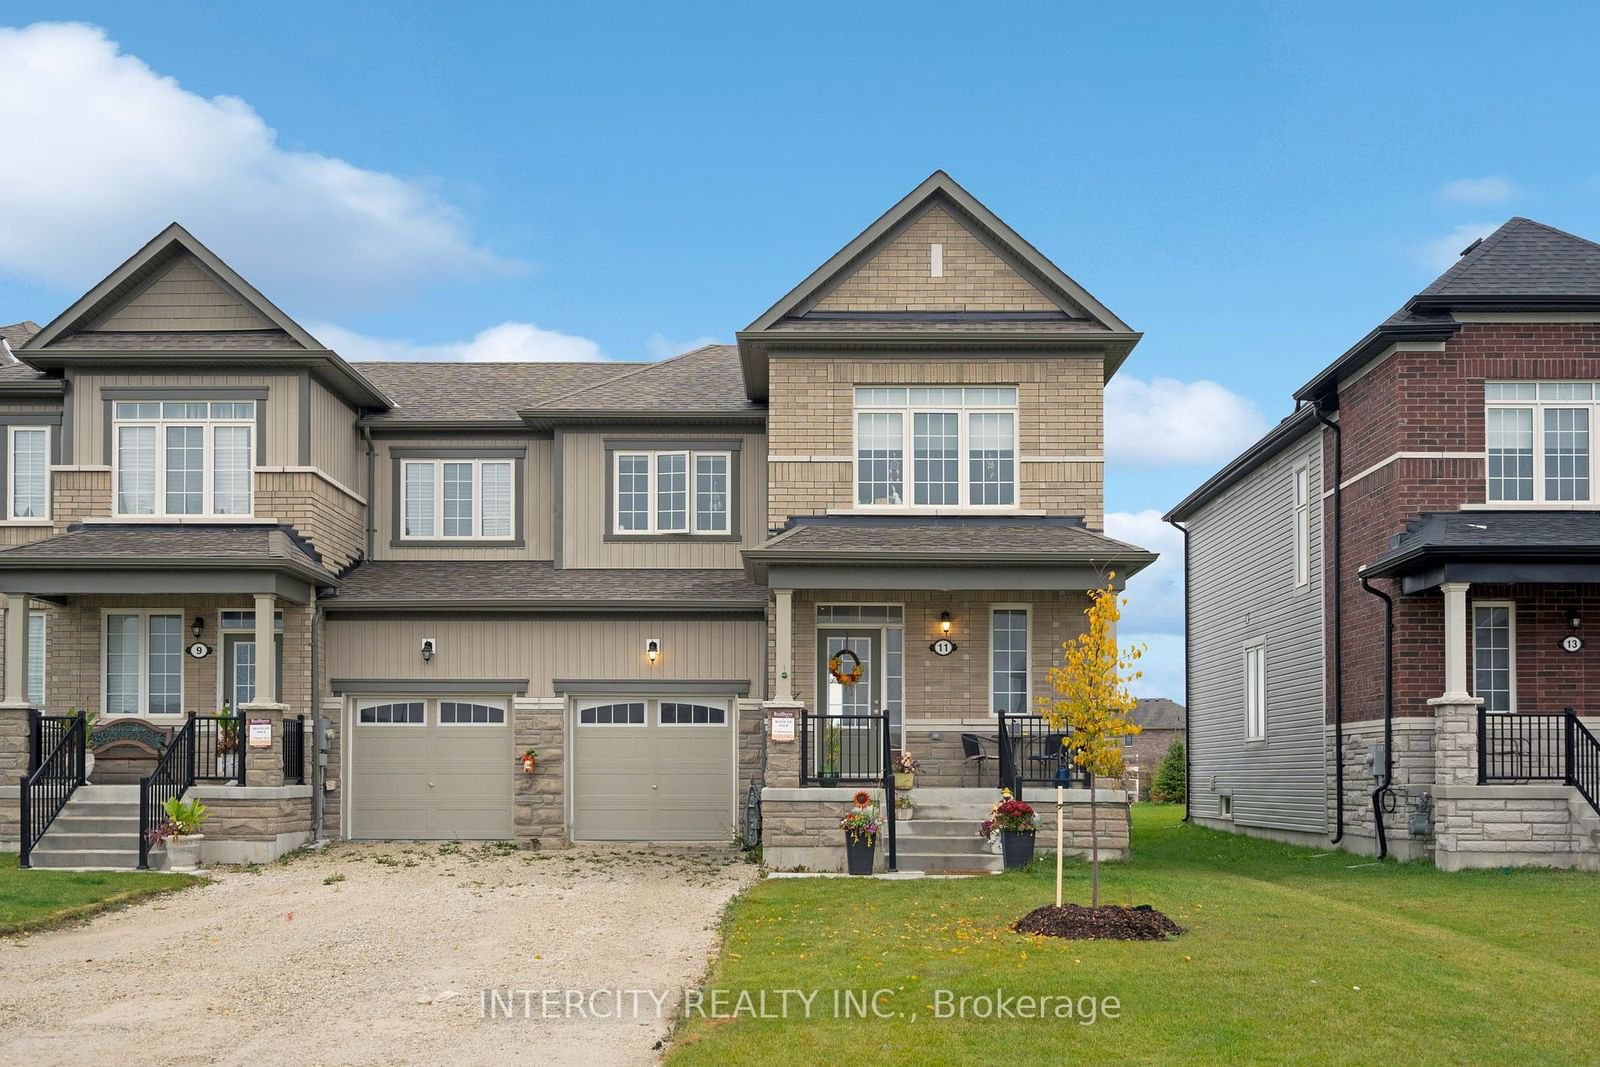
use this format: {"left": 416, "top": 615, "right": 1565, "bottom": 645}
{"left": 191, "top": 784, "right": 313, "bottom": 865}
{"left": 1321, "top": 717, "right": 1437, "bottom": 860}
{"left": 514, "top": 697, "right": 563, "bottom": 846}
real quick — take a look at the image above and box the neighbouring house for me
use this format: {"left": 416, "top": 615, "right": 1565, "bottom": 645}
{"left": 0, "top": 171, "right": 1152, "bottom": 873}
{"left": 1168, "top": 217, "right": 1600, "bottom": 871}
{"left": 1123, "top": 697, "right": 1184, "bottom": 798}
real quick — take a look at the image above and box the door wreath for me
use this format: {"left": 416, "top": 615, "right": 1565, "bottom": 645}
{"left": 828, "top": 649, "right": 865, "bottom": 686}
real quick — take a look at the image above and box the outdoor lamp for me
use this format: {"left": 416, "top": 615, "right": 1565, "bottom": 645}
{"left": 192, "top": 616, "right": 204, "bottom": 639}
{"left": 940, "top": 611, "right": 952, "bottom": 635}
{"left": 421, "top": 638, "right": 436, "bottom": 662}
{"left": 1569, "top": 609, "right": 1582, "bottom": 630}
{"left": 646, "top": 638, "right": 661, "bottom": 664}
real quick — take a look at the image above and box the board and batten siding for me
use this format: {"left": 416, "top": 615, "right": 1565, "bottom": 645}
{"left": 560, "top": 430, "right": 767, "bottom": 569}
{"left": 69, "top": 369, "right": 303, "bottom": 467}
{"left": 309, "top": 379, "right": 363, "bottom": 492}
{"left": 1185, "top": 428, "right": 1327, "bottom": 837}
{"left": 371, "top": 435, "right": 554, "bottom": 560}
{"left": 323, "top": 616, "right": 765, "bottom": 698}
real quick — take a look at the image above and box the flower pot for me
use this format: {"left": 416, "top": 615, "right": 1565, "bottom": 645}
{"left": 818, "top": 769, "right": 841, "bottom": 788}
{"left": 84, "top": 752, "right": 96, "bottom": 780}
{"left": 165, "top": 834, "right": 204, "bottom": 871}
{"left": 844, "top": 835, "right": 876, "bottom": 876}
{"left": 1001, "top": 829, "right": 1036, "bottom": 870}
{"left": 894, "top": 789, "right": 913, "bottom": 814}
{"left": 893, "top": 771, "right": 914, "bottom": 791}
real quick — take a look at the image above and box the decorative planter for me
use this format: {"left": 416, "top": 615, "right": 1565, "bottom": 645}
{"left": 166, "top": 834, "right": 204, "bottom": 871}
{"left": 893, "top": 771, "right": 914, "bottom": 791}
{"left": 521, "top": 754, "right": 536, "bottom": 774}
{"left": 1001, "top": 829, "right": 1036, "bottom": 870}
{"left": 818, "top": 769, "right": 841, "bottom": 788}
{"left": 895, "top": 789, "right": 913, "bottom": 815}
{"left": 844, "top": 835, "right": 876, "bottom": 876}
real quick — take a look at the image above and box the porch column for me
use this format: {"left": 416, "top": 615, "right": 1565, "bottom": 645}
{"left": 774, "top": 588, "right": 794, "bottom": 702}
{"left": 240, "top": 593, "right": 286, "bottom": 787}
{"left": 252, "top": 593, "right": 276, "bottom": 706}
{"left": 1440, "top": 581, "right": 1471, "bottom": 702}
{"left": 2, "top": 593, "right": 31, "bottom": 708}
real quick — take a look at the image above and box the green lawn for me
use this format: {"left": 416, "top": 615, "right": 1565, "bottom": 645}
{"left": 670, "top": 805, "right": 1600, "bottom": 1066}
{"left": 0, "top": 854, "right": 201, "bottom": 936}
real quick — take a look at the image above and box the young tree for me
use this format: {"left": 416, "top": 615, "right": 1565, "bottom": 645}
{"left": 1038, "top": 575, "right": 1143, "bottom": 907}
{"left": 1150, "top": 738, "right": 1187, "bottom": 804}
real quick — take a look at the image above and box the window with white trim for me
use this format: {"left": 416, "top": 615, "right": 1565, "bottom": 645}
{"left": 104, "top": 611, "right": 183, "bottom": 716}
{"left": 357, "top": 700, "right": 425, "bottom": 725}
{"left": 112, "top": 401, "right": 254, "bottom": 517}
{"left": 1485, "top": 382, "right": 1598, "bottom": 503}
{"left": 8, "top": 426, "right": 49, "bottom": 521}
{"left": 439, "top": 700, "right": 507, "bottom": 725}
{"left": 27, "top": 610, "right": 44, "bottom": 707}
{"left": 1244, "top": 641, "right": 1266, "bottom": 740}
{"left": 1473, "top": 601, "right": 1516, "bottom": 713}
{"left": 991, "top": 607, "right": 1030, "bottom": 715}
{"left": 577, "top": 700, "right": 646, "bottom": 725}
{"left": 612, "top": 450, "right": 731, "bottom": 534}
{"left": 659, "top": 701, "right": 727, "bottom": 725}
{"left": 853, "top": 387, "right": 1018, "bottom": 508}
{"left": 1293, "top": 464, "right": 1310, "bottom": 588}
{"left": 400, "top": 458, "right": 515, "bottom": 540}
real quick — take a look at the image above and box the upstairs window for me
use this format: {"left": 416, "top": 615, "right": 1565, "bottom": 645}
{"left": 1293, "top": 464, "right": 1310, "bottom": 588}
{"left": 113, "top": 401, "right": 254, "bottom": 517}
{"left": 611, "top": 448, "right": 732, "bottom": 535}
{"left": 400, "top": 458, "right": 515, "bottom": 541}
{"left": 8, "top": 426, "right": 50, "bottom": 521}
{"left": 1485, "top": 382, "right": 1593, "bottom": 503}
{"left": 854, "top": 387, "right": 1017, "bottom": 508}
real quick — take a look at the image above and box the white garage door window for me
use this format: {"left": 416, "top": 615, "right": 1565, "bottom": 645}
{"left": 351, "top": 695, "right": 513, "bottom": 840}
{"left": 572, "top": 696, "right": 733, "bottom": 842}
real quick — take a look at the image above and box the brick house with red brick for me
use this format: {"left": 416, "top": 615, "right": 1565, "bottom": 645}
{"left": 1169, "top": 218, "right": 1600, "bottom": 870}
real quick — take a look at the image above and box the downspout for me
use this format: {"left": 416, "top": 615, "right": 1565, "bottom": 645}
{"left": 1166, "top": 518, "right": 1192, "bottom": 822}
{"left": 310, "top": 590, "right": 326, "bottom": 840}
{"left": 1312, "top": 404, "right": 1344, "bottom": 842}
{"left": 1358, "top": 572, "right": 1394, "bottom": 860}
{"left": 361, "top": 424, "right": 376, "bottom": 560}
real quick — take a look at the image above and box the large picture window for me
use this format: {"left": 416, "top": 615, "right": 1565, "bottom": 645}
{"left": 112, "top": 401, "right": 254, "bottom": 517}
{"left": 611, "top": 448, "right": 732, "bottom": 535}
{"left": 399, "top": 458, "right": 516, "bottom": 541}
{"left": 1485, "top": 383, "right": 1596, "bottom": 503}
{"left": 854, "top": 387, "right": 1018, "bottom": 509}
{"left": 104, "top": 611, "right": 183, "bottom": 716}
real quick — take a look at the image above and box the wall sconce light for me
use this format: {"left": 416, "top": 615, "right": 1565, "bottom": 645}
{"left": 191, "top": 616, "right": 204, "bottom": 639}
{"left": 646, "top": 638, "right": 661, "bottom": 665}
{"left": 421, "top": 638, "right": 436, "bottom": 663}
{"left": 1568, "top": 609, "right": 1582, "bottom": 630}
{"left": 940, "top": 611, "right": 952, "bottom": 635}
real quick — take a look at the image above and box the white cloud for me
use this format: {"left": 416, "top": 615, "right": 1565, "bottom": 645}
{"left": 1121, "top": 633, "right": 1185, "bottom": 701}
{"left": 1106, "top": 509, "right": 1183, "bottom": 637}
{"left": 1415, "top": 221, "right": 1499, "bottom": 272}
{"left": 1439, "top": 176, "right": 1518, "bottom": 205}
{"left": 309, "top": 321, "right": 606, "bottom": 363}
{"left": 0, "top": 22, "right": 517, "bottom": 308}
{"left": 1104, "top": 376, "right": 1270, "bottom": 465}
{"left": 646, "top": 333, "right": 723, "bottom": 359}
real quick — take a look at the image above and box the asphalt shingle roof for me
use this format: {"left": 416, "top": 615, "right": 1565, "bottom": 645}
{"left": 747, "top": 516, "right": 1156, "bottom": 565}
{"left": 0, "top": 523, "right": 327, "bottom": 574}
{"left": 1133, "top": 697, "right": 1186, "bottom": 731}
{"left": 1420, "top": 217, "right": 1600, "bottom": 299}
{"left": 355, "top": 361, "right": 644, "bottom": 423}
{"left": 1364, "top": 510, "right": 1600, "bottom": 578}
{"left": 332, "top": 560, "right": 767, "bottom": 608}
{"left": 527, "top": 344, "right": 762, "bottom": 418}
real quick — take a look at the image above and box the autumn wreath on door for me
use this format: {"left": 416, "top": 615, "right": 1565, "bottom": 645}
{"left": 828, "top": 648, "right": 865, "bottom": 686}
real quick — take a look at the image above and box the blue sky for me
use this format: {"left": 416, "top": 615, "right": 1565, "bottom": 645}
{"left": 3, "top": 3, "right": 1596, "bottom": 698}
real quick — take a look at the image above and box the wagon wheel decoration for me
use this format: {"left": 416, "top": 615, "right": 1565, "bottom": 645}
{"left": 828, "top": 649, "right": 865, "bottom": 686}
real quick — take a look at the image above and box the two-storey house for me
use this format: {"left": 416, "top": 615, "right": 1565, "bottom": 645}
{"left": 1170, "top": 218, "right": 1600, "bottom": 871}
{"left": 1, "top": 172, "right": 1153, "bottom": 871}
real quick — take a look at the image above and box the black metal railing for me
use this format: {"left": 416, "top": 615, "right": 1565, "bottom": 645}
{"left": 799, "top": 710, "right": 887, "bottom": 785}
{"left": 29, "top": 713, "right": 81, "bottom": 776}
{"left": 1479, "top": 709, "right": 1600, "bottom": 817}
{"left": 283, "top": 714, "right": 306, "bottom": 785}
{"left": 19, "top": 714, "right": 85, "bottom": 868}
{"left": 139, "top": 716, "right": 196, "bottom": 870}
{"left": 193, "top": 713, "right": 245, "bottom": 783}
{"left": 997, "top": 712, "right": 1078, "bottom": 801}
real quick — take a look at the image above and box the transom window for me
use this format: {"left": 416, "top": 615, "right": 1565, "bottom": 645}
{"left": 104, "top": 611, "right": 183, "bottom": 716}
{"left": 8, "top": 426, "right": 50, "bottom": 521}
{"left": 113, "top": 401, "right": 255, "bottom": 517}
{"left": 439, "top": 700, "right": 507, "bottom": 725}
{"left": 357, "top": 701, "right": 425, "bottom": 725}
{"left": 578, "top": 701, "right": 646, "bottom": 725}
{"left": 401, "top": 458, "right": 515, "bottom": 540}
{"left": 659, "top": 701, "right": 727, "bottom": 725}
{"left": 1473, "top": 602, "right": 1515, "bottom": 713}
{"left": 854, "top": 386, "right": 1018, "bottom": 508}
{"left": 1485, "top": 383, "right": 1597, "bottom": 503}
{"left": 991, "top": 607, "right": 1030, "bottom": 715}
{"left": 612, "top": 450, "right": 731, "bottom": 535}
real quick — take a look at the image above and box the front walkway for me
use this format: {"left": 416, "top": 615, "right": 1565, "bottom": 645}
{"left": 0, "top": 842, "right": 756, "bottom": 1066}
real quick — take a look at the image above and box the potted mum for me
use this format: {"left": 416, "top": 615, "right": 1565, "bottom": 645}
{"left": 147, "top": 796, "right": 210, "bottom": 871}
{"left": 892, "top": 751, "right": 919, "bottom": 791}
{"left": 981, "top": 788, "right": 1038, "bottom": 870}
{"left": 839, "top": 791, "right": 880, "bottom": 875}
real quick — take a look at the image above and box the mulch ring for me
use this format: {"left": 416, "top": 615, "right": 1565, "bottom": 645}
{"left": 1011, "top": 903, "right": 1184, "bottom": 941}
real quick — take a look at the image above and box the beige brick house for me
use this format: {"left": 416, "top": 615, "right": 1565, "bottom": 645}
{"left": 1, "top": 172, "right": 1152, "bottom": 873}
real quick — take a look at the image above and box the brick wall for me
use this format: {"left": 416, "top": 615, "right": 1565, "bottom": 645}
{"left": 256, "top": 470, "right": 366, "bottom": 571}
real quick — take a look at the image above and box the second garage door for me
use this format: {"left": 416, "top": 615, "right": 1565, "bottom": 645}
{"left": 350, "top": 696, "right": 514, "bottom": 840}
{"left": 571, "top": 696, "right": 733, "bottom": 842}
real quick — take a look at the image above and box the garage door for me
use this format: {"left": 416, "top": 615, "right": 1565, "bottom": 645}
{"left": 572, "top": 697, "right": 733, "bottom": 842}
{"left": 350, "top": 697, "right": 514, "bottom": 840}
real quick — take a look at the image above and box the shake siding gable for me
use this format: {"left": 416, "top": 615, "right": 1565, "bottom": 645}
{"left": 1186, "top": 427, "right": 1327, "bottom": 835}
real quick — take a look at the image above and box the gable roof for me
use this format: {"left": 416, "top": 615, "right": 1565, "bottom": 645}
{"left": 522, "top": 344, "right": 764, "bottom": 427}
{"left": 357, "top": 360, "right": 643, "bottom": 427}
{"left": 735, "top": 171, "right": 1141, "bottom": 399}
{"left": 1133, "top": 697, "right": 1185, "bottom": 730}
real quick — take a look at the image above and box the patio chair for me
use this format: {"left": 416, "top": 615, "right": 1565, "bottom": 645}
{"left": 961, "top": 733, "right": 995, "bottom": 786}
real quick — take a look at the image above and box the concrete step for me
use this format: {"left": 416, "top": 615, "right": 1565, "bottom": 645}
{"left": 73, "top": 784, "right": 139, "bottom": 802}
{"left": 28, "top": 848, "right": 140, "bottom": 870}
{"left": 33, "top": 831, "right": 138, "bottom": 851}
{"left": 57, "top": 801, "right": 141, "bottom": 820}
{"left": 897, "top": 852, "right": 1002, "bottom": 873}
{"left": 896, "top": 818, "right": 981, "bottom": 836}
{"left": 897, "top": 835, "right": 990, "bottom": 856}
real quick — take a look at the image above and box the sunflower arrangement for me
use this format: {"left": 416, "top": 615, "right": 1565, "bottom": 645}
{"left": 839, "top": 790, "right": 881, "bottom": 845}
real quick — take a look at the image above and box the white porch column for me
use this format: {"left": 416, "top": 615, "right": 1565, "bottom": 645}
{"left": 774, "top": 588, "right": 794, "bottom": 703}
{"left": 1440, "top": 581, "right": 1471, "bottom": 702}
{"left": 3, "top": 593, "right": 30, "bottom": 707}
{"left": 252, "top": 593, "right": 277, "bottom": 706}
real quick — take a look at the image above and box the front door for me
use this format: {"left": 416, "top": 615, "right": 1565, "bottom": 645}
{"left": 816, "top": 630, "right": 882, "bottom": 778}
{"left": 222, "top": 633, "right": 283, "bottom": 710}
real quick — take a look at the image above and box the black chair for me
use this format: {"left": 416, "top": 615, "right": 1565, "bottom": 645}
{"left": 961, "top": 733, "right": 994, "bottom": 786}
{"left": 1028, "top": 732, "right": 1073, "bottom": 784}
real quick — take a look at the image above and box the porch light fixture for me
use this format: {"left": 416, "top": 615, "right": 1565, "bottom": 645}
{"left": 191, "top": 616, "right": 204, "bottom": 639}
{"left": 421, "top": 638, "right": 436, "bottom": 663}
{"left": 646, "top": 638, "right": 661, "bottom": 665}
{"left": 1569, "top": 609, "right": 1582, "bottom": 630}
{"left": 940, "top": 611, "right": 952, "bottom": 635}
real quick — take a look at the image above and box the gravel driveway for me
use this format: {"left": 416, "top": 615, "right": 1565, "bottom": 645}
{"left": 0, "top": 842, "right": 757, "bottom": 1066}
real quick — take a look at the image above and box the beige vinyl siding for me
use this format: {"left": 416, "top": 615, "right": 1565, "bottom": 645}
{"left": 324, "top": 616, "right": 764, "bottom": 697}
{"left": 309, "top": 379, "right": 363, "bottom": 492}
{"left": 371, "top": 435, "right": 553, "bottom": 560}
{"left": 561, "top": 430, "right": 767, "bottom": 569}
{"left": 1186, "top": 429, "right": 1327, "bottom": 836}
{"left": 86, "top": 254, "right": 272, "bottom": 331}
{"left": 71, "top": 370, "right": 302, "bottom": 467}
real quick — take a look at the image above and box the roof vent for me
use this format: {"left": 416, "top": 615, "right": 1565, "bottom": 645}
{"left": 1460, "top": 237, "right": 1484, "bottom": 257}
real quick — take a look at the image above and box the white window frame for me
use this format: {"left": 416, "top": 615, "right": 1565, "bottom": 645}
{"left": 398, "top": 458, "right": 516, "bottom": 542}
{"left": 100, "top": 609, "right": 186, "bottom": 718}
{"left": 7, "top": 425, "right": 51, "bottom": 523}
{"left": 1484, "top": 382, "right": 1600, "bottom": 506}
{"left": 989, "top": 604, "right": 1032, "bottom": 717}
{"left": 611, "top": 449, "right": 733, "bottom": 536}
{"left": 1244, "top": 639, "right": 1267, "bottom": 741}
{"left": 1471, "top": 600, "right": 1517, "bottom": 713}
{"left": 354, "top": 698, "right": 428, "bottom": 726}
{"left": 110, "top": 401, "right": 255, "bottom": 518}
{"left": 575, "top": 698, "right": 649, "bottom": 727}
{"left": 852, "top": 386, "right": 1020, "bottom": 511}
{"left": 27, "top": 609, "right": 45, "bottom": 707}
{"left": 1292, "top": 462, "right": 1311, "bottom": 590}
{"left": 657, "top": 699, "right": 730, "bottom": 727}
{"left": 438, "top": 699, "right": 508, "bottom": 726}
